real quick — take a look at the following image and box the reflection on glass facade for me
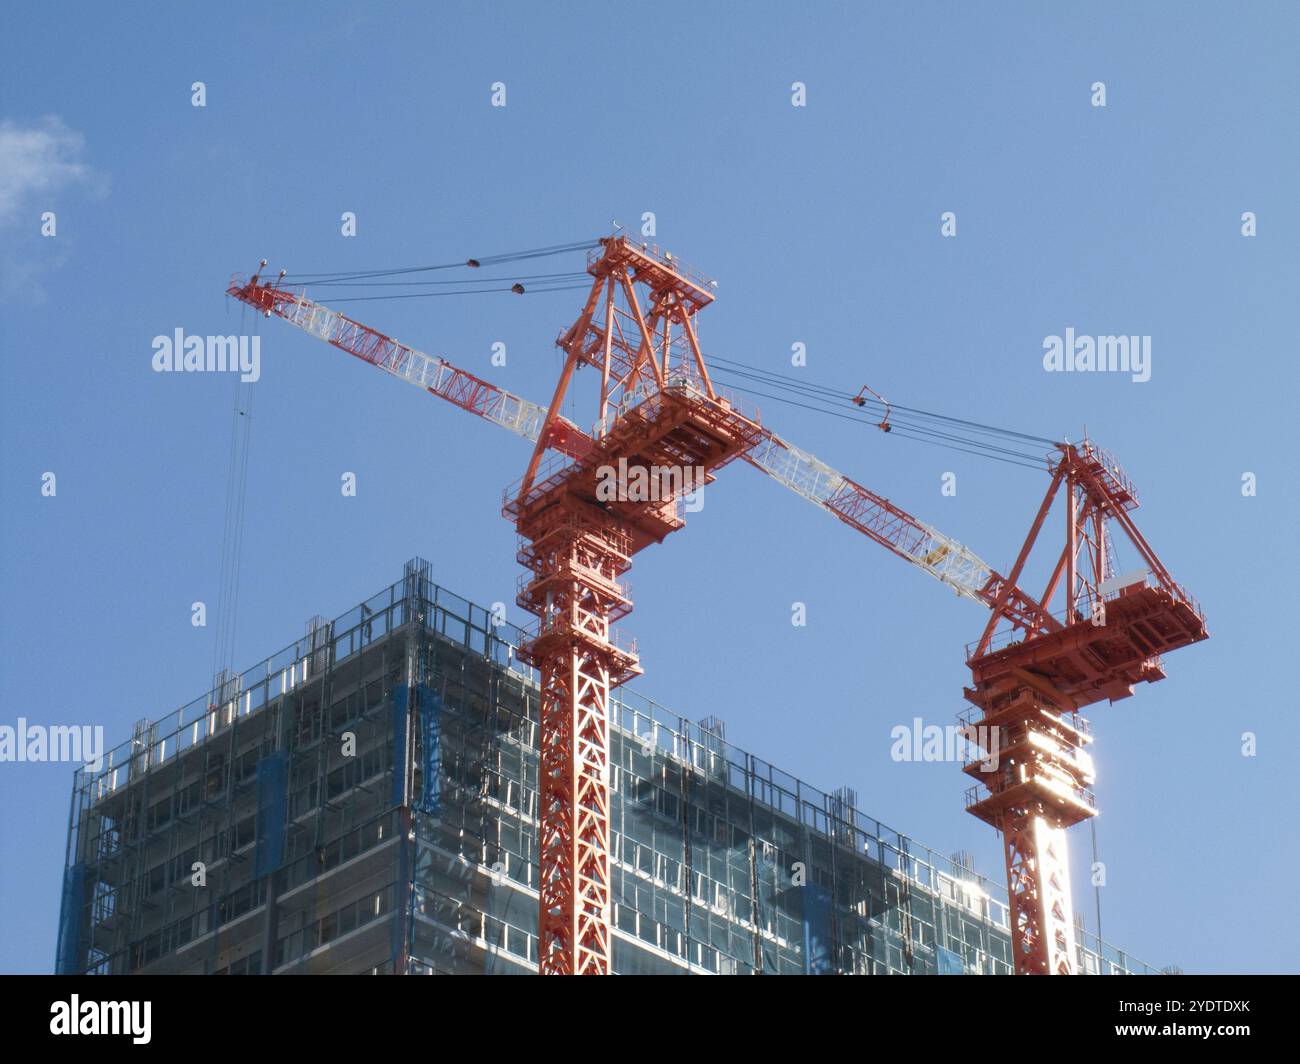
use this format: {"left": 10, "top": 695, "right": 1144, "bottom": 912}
{"left": 56, "top": 559, "right": 1155, "bottom": 975}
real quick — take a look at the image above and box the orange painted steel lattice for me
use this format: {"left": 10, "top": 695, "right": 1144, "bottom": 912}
{"left": 962, "top": 441, "right": 1207, "bottom": 974}
{"left": 961, "top": 675, "right": 1096, "bottom": 974}
{"left": 506, "top": 237, "right": 763, "bottom": 974}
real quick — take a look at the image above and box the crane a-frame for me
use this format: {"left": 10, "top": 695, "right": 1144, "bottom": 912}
{"left": 228, "top": 236, "right": 1206, "bottom": 975}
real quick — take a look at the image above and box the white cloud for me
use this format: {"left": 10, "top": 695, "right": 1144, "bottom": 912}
{"left": 0, "top": 116, "right": 99, "bottom": 229}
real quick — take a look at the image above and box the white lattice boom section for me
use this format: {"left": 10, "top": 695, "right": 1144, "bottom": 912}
{"left": 226, "top": 279, "right": 593, "bottom": 460}
{"left": 746, "top": 429, "right": 993, "bottom": 603}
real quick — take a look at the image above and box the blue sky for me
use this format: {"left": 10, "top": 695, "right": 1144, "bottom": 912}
{"left": 1, "top": 2, "right": 1296, "bottom": 973}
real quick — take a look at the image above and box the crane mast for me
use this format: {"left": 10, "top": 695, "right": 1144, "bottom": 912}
{"left": 228, "top": 241, "right": 1206, "bottom": 977}
{"left": 506, "top": 237, "right": 762, "bottom": 973}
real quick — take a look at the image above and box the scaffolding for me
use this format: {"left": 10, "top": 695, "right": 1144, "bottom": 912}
{"left": 56, "top": 559, "right": 1159, "bottom": 976}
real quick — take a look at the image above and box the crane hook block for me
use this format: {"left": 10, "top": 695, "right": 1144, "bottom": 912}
{"left": 853, "top": 383, "right": 892, "bottom": 432}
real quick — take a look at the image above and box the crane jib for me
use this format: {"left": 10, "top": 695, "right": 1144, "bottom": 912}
{"left": 227, "top": 277, "right": 594, "bottom": 459}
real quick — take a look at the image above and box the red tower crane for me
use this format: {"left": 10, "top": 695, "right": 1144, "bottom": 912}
{"left": 228, "top": 237, "right": 1206, "bottom": 976}
{"left": 745, "top": 427, "right": 1207, "bottom": 973}
{"left": 230, "top": 237, "right": 762, "bottom": 974}
{"left": 959, "top": 441, "right": 1207, "bottom": 973}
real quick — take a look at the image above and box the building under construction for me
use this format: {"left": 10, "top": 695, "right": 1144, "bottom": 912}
{"left": 56, "top": 559, "right": 1160, "bottom": 976}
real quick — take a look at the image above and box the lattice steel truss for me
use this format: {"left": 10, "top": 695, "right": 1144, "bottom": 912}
{"left": 506, "top": 236, "right": 763, "bottom": 973}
